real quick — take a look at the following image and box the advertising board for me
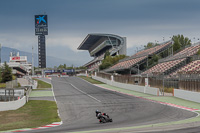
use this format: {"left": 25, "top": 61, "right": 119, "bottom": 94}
{"left": 35, "top": 15, "right": 48, "bottom": 35}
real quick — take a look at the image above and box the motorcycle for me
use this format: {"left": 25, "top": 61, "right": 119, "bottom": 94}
{"left": 98, "top": 114, "right": 113, "bottom": 123}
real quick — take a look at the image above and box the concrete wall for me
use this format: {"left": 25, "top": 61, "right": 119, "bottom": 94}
{"left": 174, "top": 89, "right": 200, "bottom": 103}
{"left": 0, "top": 96, "right": 26, "bottom": 111}
{"left": 6, "top": 80, "right": 18, "bottom": 88}
{"left": 93, "top": 76, "right": 160, "bottom": 96}
{"left": 32, "top": 80, "right": 38, "bottom": 89}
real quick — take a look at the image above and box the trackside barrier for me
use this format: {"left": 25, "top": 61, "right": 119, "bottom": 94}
{"left": 23, "top": 76, "right": 38, "bottom": 89}
{"left": 0, "top": 96, "right": 26, "bottom": 111}
{"left": 92, "top": 76, "right": 161, "bottom": 96}
{"left": 174, "top": 89, "right": 200, "bottom": 103}
{"left": 32, "top": 80, "right": 38, "bottom": 89}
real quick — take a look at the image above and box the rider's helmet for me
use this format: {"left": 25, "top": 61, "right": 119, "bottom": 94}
{"left": 96, "top": 110, "right": 101, "bottom": 114}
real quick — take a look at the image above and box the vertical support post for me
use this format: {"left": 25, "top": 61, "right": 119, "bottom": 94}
{"left": 107, "top": 36, "right": 113, "bottom": 49}
{"left": 4, "top": 89, "right": 6, "bottom": 101}
{"left": 111, "top": 75, "right": 114, "bottom": 85}
{"left": 8, "top": 89, "right": 10, "bottom": 101}
{"left": 163, "top": 74, "right": 165, "bottom": 96}
{"left": 86, "top": 70, "right": 88, "bottom": 77}
{"left": 13, "top": 89, "right": 14, "bottom": 101}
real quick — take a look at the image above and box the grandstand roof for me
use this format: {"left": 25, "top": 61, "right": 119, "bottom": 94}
{"left": 77, "top": 33, "right": 124, "bottom": 50}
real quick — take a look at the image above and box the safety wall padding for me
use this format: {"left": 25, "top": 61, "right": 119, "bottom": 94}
{"left": 174, "top": 89, "right": 200, "bottom": 103}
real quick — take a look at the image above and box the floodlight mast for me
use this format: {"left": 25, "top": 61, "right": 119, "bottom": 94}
{"left": 32, "top": 45, "right": 34, "bottom": 76}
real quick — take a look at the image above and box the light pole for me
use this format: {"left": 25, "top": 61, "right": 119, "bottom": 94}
{"left": 137, "top": 64, "right": 139, "bottom": 75}
{"left": 32, "top": 46, "right": 34, "bottom": 76}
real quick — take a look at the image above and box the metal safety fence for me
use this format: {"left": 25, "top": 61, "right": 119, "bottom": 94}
{"left": 96, "top": 72, "right": 200, "bottom": 92}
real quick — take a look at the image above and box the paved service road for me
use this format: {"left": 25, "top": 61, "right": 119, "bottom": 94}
{"left": 26, "top": 77, "right": 197, "bottom": 133}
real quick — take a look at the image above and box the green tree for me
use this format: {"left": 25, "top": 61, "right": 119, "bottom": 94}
{"left": 63, "top": 64, "right": 67, "bottom": 69}
{"left": 147, "top": 54, "right": 160, "bottom": 68}
{"left": 2, "top": 62, "right": 12, "bottom": 83}
{"left": 76, "top": 66, "right": 86, "bottom": 70}
{"left": 99, "top": 55, "right": 126, "bottom": 70}
{"left": 144, "top": 42, "right": 155, "bottom": 49}
{"left": 172, "top": 34, "right": 191, "bottom": 52}
{"left": 99, "top": 62, "right": 112, "bottom": 70}
{"left": 67, "top": 65, "right": 74, "bottom": 69}
{"left": 58, "top": 64, "right": 64, "bottom": 69}
{"left": 197, "top": 49, "right": 200, "bottom": 55}
{"left": 0, "top": 67, "right": 2, "bottom": 82}
{"left": 104, "top": 50, "right": 110, "bottom": 59}
{"left": 173, "top": 38, "right": 181, "bottom": 52}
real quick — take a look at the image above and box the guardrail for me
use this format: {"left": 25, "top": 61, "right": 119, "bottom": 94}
{"left": 92, "top": 74, "right": 200, "bottom": 103}
{"left": 92, "top": 75, "right": 161, "bottom": 96}
{"left": 0, "top": 86, "right": 32, "bottom": 111}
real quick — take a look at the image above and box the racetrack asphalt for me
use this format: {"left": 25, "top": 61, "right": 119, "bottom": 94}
{"left": 21, "top": 77, "right": 197, "bottom": 133}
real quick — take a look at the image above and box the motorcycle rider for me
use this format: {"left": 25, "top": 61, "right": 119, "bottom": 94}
{"left": 95, "top": 110, "right": 110, "bottom": 119}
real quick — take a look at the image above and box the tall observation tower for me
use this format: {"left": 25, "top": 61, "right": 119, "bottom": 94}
{"left": 34, "top": 15, "right": 48, "bottom": 68}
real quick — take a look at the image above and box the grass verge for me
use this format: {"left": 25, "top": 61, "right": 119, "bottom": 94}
{"left": 78, "top": 76, "right": 104, "bottom": 84}
{"left": 0, "top": 100, "right": 60, "bottom": 131}
{"left": 34, "top": 79, "right": 52, "bottom": 89}
{"left": 0, "top": 83, "right": 6, "bottom": 88}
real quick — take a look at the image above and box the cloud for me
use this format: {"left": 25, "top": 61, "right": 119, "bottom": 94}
{"left": 0, "top": 33, "right": 37, "bottom": 52}
{"left": 46, "top": 34, "right": 84, "bottom": 52}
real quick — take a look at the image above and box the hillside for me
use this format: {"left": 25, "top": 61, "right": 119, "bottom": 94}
{"left": 1, "top": 46, "right": 77, "bottom": 67}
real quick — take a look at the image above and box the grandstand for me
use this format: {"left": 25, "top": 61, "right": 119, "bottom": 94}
{"left": 105, "top": 41, "right": 172, "bottom": 74}
{"left": 78, "top": 33, "right": 126, "bottom": 72}
{"left": 142, "top": 58, "right": 186, "bottom": 76}
{"left": 178, "top": 60, "right": 200, "bottom": 74}
{"left": 168, "top": 59, "right": 200, "bottom": 78}
{"left": 0, "top": 52, "right": 32, "bottom": 77}
{"left": 142, "top": 43, "right": 200, "bottom": 77}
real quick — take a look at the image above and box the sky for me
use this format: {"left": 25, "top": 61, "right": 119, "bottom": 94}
{"left": 1, "top": 0, "right": 200, "bottom": 67}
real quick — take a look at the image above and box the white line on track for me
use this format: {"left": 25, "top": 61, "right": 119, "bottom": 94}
{"left": 53, "top": 80, "right": 101, "bottom": 103}
{"left": 69, "top": 83, "right": 101, "bottom": 103}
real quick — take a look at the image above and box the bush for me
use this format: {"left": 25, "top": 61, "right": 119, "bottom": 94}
{"left": 164, "top": 87, "right": 174, "bottom": 93}
{"left": 197, "top": 49, "right": 200, "bottom": 55}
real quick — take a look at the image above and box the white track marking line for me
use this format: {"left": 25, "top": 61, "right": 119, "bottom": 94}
{"left": 70, "top": 83, "right": 101, "bottom": 103}
{"left": 51, "top": 83, "right": 62, "bottom": 118}
{"left": 53, "top": 79, "right": 101, "bottom": 102}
